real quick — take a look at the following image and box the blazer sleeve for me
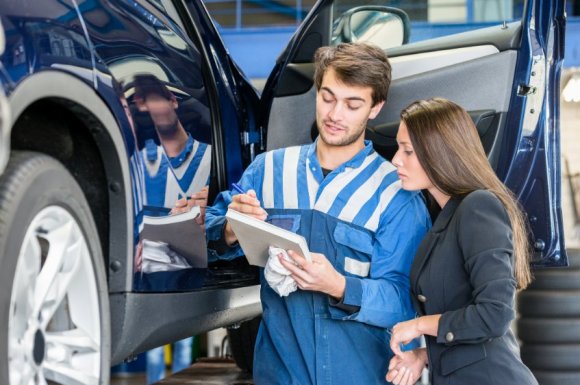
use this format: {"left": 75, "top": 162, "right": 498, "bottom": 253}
{"left": 437, "top": 190, "right": 517, "bottom": 345}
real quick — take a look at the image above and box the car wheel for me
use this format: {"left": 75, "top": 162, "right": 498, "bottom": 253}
{"left": 0, "top": 151, "right": 110, "bottom": 385}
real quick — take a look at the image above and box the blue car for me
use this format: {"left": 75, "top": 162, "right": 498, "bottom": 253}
{"left": 0, "top": 0, "right": 565, "bottom": 384}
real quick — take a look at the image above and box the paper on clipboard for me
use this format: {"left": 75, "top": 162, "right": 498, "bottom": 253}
{"left": 140, "top": 206, "right": 208, "bottom": 268}
{"left": 226, "top": 209, "right": 311, "bottom": 267}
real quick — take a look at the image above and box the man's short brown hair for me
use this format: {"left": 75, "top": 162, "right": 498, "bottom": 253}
{"left": 313, "top": 43, "right": 392, "bottom": 106}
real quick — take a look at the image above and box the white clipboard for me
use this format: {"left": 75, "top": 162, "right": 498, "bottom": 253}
{"left": 226, "top": 209, "right": 312, "bottom": 267}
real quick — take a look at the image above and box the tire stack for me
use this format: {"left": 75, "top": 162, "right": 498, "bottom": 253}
{"left": 518, "top": 248, "right": 580, "bottom": 385}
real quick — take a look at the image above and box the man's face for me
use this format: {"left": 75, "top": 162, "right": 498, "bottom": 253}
{"left": 142, "top": 94, "right": 179, "bottom": 136}
{"left": 315, "top": 67, "right": 384, "bottom": 148}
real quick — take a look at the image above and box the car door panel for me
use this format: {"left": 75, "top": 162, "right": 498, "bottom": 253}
{"left": 368, "top": 109, "right": 501, "bottom": 162}
{"left": 267, "top": 45, "right": 517, "bottom": 164}
{"left": 263, "top": 0, "right": 565, "bottom": 266}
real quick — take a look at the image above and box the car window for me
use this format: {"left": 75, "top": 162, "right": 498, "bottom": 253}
{"left": 333, "top": 0, "right": 524, "bottom": 44}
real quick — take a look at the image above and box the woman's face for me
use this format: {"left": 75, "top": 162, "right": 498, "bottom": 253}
{"left": 392, "top": 121, "right": 433, "bottom": 191}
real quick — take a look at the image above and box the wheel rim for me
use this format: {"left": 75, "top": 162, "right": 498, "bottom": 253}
{"left": 8, "top": 206, "right": 101, "bottom": 385}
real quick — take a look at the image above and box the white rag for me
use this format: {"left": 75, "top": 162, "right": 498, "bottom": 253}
{"left": 141, "top": 239, "right": 192, "bottom": 273}
{"left": 264, "top": 246, "right": 298, "bottom": 297}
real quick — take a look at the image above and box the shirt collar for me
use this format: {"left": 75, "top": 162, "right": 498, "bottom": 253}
{"left": 307, "top": 138, "right": 375, "bottom": 174}
{"left": 168, "top": 134, "right": 194, "bottom": 168}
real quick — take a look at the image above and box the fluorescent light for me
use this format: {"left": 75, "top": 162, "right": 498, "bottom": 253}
{"left": 563, "top": 73, "right": 580, "bottom": 103}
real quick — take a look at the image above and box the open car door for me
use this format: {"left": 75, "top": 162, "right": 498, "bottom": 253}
{"left": 261, "top": 0, "right": 566, "bottom": 267}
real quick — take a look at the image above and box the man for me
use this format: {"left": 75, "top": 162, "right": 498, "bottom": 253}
{"left": 205, "top": 43, "right": 430, "bottom": 384}
{"left": 131, "top": 75, "right": 209, "bottom": 383}
{"left": 133, "top": 74, "right": 211, "bottom": 209}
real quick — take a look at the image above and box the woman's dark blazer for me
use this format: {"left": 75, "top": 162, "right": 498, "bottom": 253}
{"left": 409, "top": 190, "right": 537, "bottom": 385}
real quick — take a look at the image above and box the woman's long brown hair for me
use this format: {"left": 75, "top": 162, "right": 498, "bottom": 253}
{"left": 401, "top": 98, "right": 532, "bottom": 289}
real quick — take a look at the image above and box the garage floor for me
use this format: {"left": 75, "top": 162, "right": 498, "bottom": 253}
{"left": 111, "top": 358, "right": 253, "bottom": 385}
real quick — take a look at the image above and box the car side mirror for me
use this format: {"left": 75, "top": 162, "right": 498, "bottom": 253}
{"left": 332, "top": 6, "right": 410, "bottom": 50}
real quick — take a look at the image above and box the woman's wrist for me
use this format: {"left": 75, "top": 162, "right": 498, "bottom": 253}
{"left": 416, "top": 314, "right": 441, "bottom": 337}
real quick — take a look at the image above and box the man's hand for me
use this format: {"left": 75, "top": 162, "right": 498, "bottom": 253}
{"left": 171, "top": 186, "right": 208, "bottom": 216}
{"left": 386, "top": 348, "right": 427, "bottom": 385}
{"left": 279, "top": 250, "right": 346, "bottom": 299}
{"left": 224, "top": 189, "right": 267, "bottom": 246}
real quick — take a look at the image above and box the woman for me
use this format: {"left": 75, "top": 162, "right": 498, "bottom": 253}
{"left": 386, "top": 98, "right": 537, "bottom": 385}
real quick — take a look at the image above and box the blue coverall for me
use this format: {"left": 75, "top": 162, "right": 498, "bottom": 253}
{"left": 142, "top": 134, "right": 211, "bottom": 208}
{"left": 206, "top": 140, "right": 430, "bottom": 385}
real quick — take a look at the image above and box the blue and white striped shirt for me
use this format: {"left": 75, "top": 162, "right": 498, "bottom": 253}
{"left": 142, "top": 134, "right": 211, "bottom": 208}
{"left": 257, "top": 141, "right": 402, "bottom": 231}
{"left": 206, "top": 139, "right": 431, "bottom": 385}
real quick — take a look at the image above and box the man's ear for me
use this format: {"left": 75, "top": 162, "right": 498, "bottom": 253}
{"left": 134, "top": 96, "right": 148, "bottom": 112}
{"left": 369, "top": 100, "right": 385, "bottom": 120}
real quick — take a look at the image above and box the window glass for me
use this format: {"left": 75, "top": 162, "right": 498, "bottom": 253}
{"left": 336, "top": 0, "right": 525, "bottom": 44}
{"left": 204, "top": 0, "right": 317, "bottom": 28}
{"left": 205, "top": 0, "right": 525, "bottom": 42}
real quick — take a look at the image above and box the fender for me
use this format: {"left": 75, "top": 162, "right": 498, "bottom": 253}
{"left": 7, "top": 70, "right": 134, "bottom": 292}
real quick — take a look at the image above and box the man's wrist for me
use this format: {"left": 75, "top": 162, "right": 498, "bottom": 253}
{"left": 331, "top": 274, "right": 346, "bottom": 299}
{"left": 207, "top": 221, "right": 238, "bottom": 255}
{"left": 223, "top": 221, "right": 238, "bottom": 247}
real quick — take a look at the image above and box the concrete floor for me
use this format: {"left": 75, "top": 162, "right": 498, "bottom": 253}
{"left": 111, "top": 358, "right": 253, "bottom": 385}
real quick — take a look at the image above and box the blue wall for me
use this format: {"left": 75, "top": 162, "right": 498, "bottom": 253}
{"left": 220, "top": 17, "right": 580, "bottom": 80}
{"left": 566, "top": 17, "right": 580, "bottom": 68}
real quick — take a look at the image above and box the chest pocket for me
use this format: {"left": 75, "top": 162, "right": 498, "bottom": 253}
{"left": 266, "top": 214, "right": 301, "bottom": 233}
{"left": 333, "top": 222, "right": 374, "bottom": 278}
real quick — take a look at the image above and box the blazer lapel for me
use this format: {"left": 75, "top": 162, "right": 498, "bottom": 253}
{"left": 410, "top": 197, "right": 463, "bottom": 292}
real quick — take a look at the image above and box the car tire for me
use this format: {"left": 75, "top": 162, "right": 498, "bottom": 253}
{"left": 518, "top": 290, "right": 580, "bottom": 317}
{"left": 518, "top": 249, "right": 580, "bottom": 385}
{"left": 521, "top": 344, "right": 580, "bottom": 371}
{"left": 517, "top": 318, "right": 580, "bottom": 343}
{"left": 0, "top": 151, "right": 110, "bottom": 385}
{"left": 528, "top": 268, "right": 580, "bottom": 290}
{"left": 531, "top": 370, "right": 580, "bottom": 385}
{"left": 227, "top": 315, "right": 261, "bottom": 373}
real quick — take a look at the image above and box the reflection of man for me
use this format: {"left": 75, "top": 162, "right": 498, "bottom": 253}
{"left": 206, "top": 43, "right": 430, "bottom": 384}
{"left": 131, "top": 75, "right": 206, "bottom": 384}
{"left": 133, "top": 74, "right": 211, "bottom": 208}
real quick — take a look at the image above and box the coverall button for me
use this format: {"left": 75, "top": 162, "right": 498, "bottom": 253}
{"left": 417, "top": 294, "right": 427, "bottom": 303}
{"left": 445, "top": 332, "right": 454, "bottom": 342}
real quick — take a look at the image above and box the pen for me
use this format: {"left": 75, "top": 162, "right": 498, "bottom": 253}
{"left": 232, "top": 183, "right": 246, "bottom": 195}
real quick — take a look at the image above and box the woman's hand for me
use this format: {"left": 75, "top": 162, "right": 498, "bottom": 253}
{"left": 390, "top": 319, "right": 421, "bottom": 356}
{"left": 386, "top": 348, "right": 427, "bottom": 385}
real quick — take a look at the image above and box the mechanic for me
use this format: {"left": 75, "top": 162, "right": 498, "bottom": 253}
{"left": 205, "top": 42, "right": 431, "bottom": 384}
{"left": 133, "top": 73, "right": 211, "bottom": 209}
